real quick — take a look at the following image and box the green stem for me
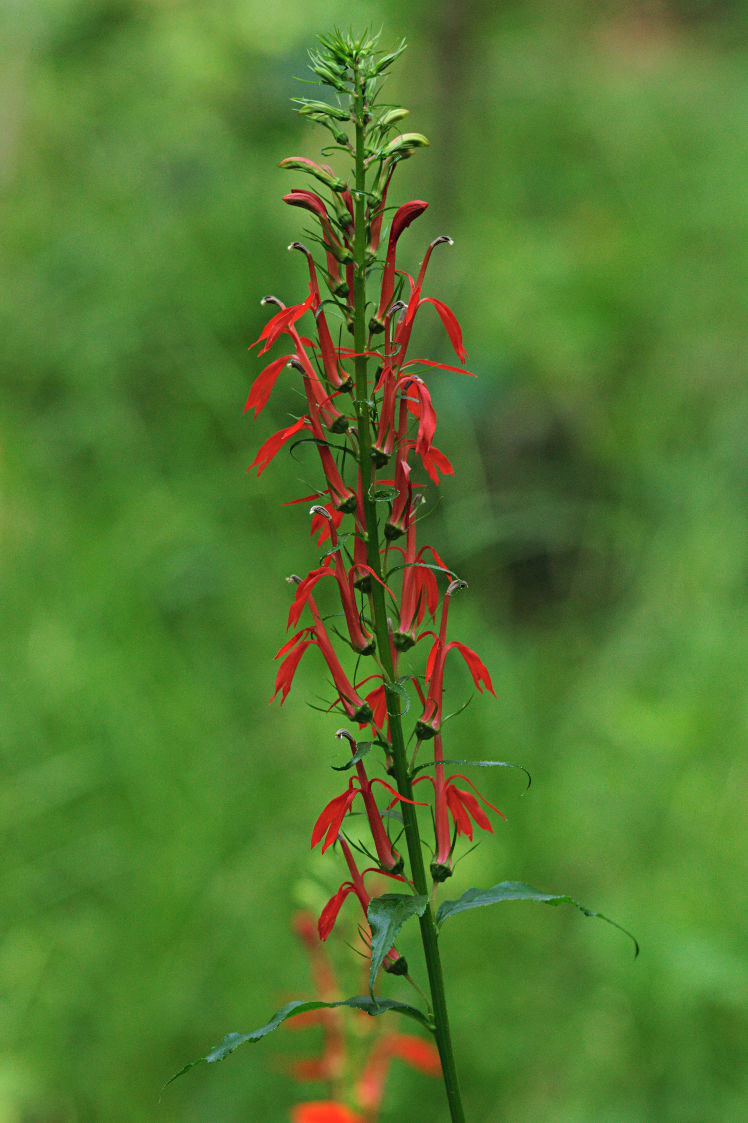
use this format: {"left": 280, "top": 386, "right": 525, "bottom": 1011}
{"left": 350, "top": 67, "right": 467, "bottom": 1123}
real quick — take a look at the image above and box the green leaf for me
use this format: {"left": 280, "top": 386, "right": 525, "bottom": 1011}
{"left": 435, "top": 882, "right": 639, "bottom": 957}
{"left": 384, "top": 677, "right": 411, "bottom": 716}
{"left": 412, "top": 758, "right": 532, "bottom": 789}
{"left": 367, "top": 893, "right": 428, "bottom": 994}
{"left": 368, "top": 483, "right": 399, "bottom": 503}
{"left": 331, "top": 740, "right": 373, "bottom": 771}
{"left": 165, "top": 996, "right": 431, "bottom": 1087}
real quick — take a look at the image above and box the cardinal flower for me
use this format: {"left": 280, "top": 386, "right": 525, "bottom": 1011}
{"left": 415, "top": 735, "right": 505, "bottom": 878}
{"left": 317, "top": 840, "right": 407, "bottom": 972}
{"left": 415, "top": 580, "right": 495, "bottom": 739}
{"left": 312, "top": 730, "right": 424, "bottom": 871}
{"left": 271, "top": 588, "right": 373, "bottom": 726}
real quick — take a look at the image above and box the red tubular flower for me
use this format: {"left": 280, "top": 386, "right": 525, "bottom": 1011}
{"left": 290, "top": 1103, "right": 364, "bottom": 1123}
{"left": 271, "top": 590, "right": 372, "bottom": 724}
{"left": 391, "top": 495, "right": 448, "bottom": 651}
{"left": 401, "top": 375, "right": 437, "bottom": 456}
{"left": 252, "top": 292, "right": 314, "bottom": 355}
{"left": 302, "top": 398, "right": 356, "bottom": 513}
{"left": 312, "top": 730, "right": 423, "bottom": 871}
{"left": 283, "top": 189, "right": 350, "bottom": 291}
{"left": 317, "top": 839, "right": 406, "bottom": 956}
{"left": 355, "top": 1033, "right": 441, "bottom": 1112}
{"left": 249, "top": 417, "right": 312, "bottom": 477}
{"left": 416, "top": 736, "right": 506, "bottom": 878}
{"left": 288, "top": 509, "right": 375, "bottom": 655}
{"left": 415, "top": 580, "right": 496, "bottom": 739}
{"left": 373, "top": 200, "right": 428, "bottom": 327}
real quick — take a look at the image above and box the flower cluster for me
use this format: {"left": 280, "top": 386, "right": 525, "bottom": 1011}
{"left": 246, "top": 30, "right": 503, "bottom": 967}
{"left": 287, "top": 912, "right": 440, "bottom": 1123}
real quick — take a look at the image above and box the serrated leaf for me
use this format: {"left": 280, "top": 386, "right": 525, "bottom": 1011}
{"left": 331, "top": 740, "right": 373, "bottom": 771}
{"left": 368, "top": 483, "right": 399, "bottom": 503}
{"left": 165, "top": 995, "right": 431, "bottom": 1088}
{"left": 383, "top": 677, "right": 411, "bottom": 716}
{"left": 412, "top": 758, "right": 531, "bottom": 789}
{"left": 367, "top": 894, "right": 429, "bottom": 994}
{"left": 435, "top": 882, "right": 639, "bottom": 956}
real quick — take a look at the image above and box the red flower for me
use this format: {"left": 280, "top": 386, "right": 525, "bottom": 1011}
{"left": 373, "top": 200, "right": 429, "bottom": 325}
{"left": 312, "top": 766, "right": 422, "bottom": 871}
{"left": 290, "top": 1103, "right": 364, "bottom": 1123}
{"left": 318, "top": 839, "right": 405, "bottom": 951}
{"left": 416, "top": 735, "right": 505, "bottom": 870}
{"left": 415, "top": 581, "right": 495, "bottom": 739}
{"left": 252, "top": 292, "right": 314, "bottom": 355}
{"left": 355, "top": 1033, "right": 441, "bottom": 1111}
{"left": 249, "top": 417, "right": 312, "bottom": 477}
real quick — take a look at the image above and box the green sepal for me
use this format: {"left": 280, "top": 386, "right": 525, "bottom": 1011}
{"left": 381, "top": 132, "right": 430, "bottom": 158}
{"left": 331, "top": 740, "right": 374, "bottom": 771}
{"left": 435, "top": 882, "right": 639, "bottom": 957}
{"left": 292, "top": 98, "right": 351, "bottom": 122}
{"left": 367, "top": 894, "right": 429, "bottom": 994}
{"left": 412, "top": 758, "right": 532, "bottom": 789}
{"left": 165, "top": 996, "right": 432, "bottom": 1087}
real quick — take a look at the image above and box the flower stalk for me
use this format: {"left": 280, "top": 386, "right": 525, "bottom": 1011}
{"left": 168, "top": 27, "right": 638, "bottom": 1118}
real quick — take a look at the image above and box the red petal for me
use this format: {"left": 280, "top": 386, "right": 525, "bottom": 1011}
{"left": 390, "top": 200, "right": 429, "bottom": 243}
{"left": 419, "top": 444, "right": 454, "bottom": 484}
{"left": 402, "top": 358, "right": 475, "bottom": 377}
{"left": 249, "top": 417, "right": 311, "bottom": 476}
{"left": 446, "top": 785, "right": 473, "bottom": 839}
{"left": 244, "top": 354, "right": 293, "bottom": 417}
{"left": 311, "top": 786, "right": 358, "bottom": 851}
{"left": 445, "top": 641, "right": 495, "bottom": 695}
{"left": 384, "top": 1034, "right": 441, "bottom": 1074}
{"left": 269, "top": 639, "right": 312, "bottom": 704}
{"left": 291, "top": 1103, "right": 364, "bottom": 1123}
{"left": 417, "top": 297, "right": 467, "bottom": 362}
{"left": 318, "top": 884, "right": 355, "bottom": 941}
{"left": 452, "top": 787, "right": 493, "bottom": 833}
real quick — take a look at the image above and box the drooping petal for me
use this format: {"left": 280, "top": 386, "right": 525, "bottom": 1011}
{"left": 311, "top": 783, "right": 358, "bottom": 852}
{"left": 249, "top": 417, "right": 312, "bottom": 476}
{"left": 444, "top": 640, "right": 496, "bottom": 695}
{"left": 445, "top": 785, "right": 474, "bottom": 839}
{"left": 318, "top": 882, "right": 356, "bottom": 941}
{"left": 418, "top": 444, "right": 454, "bottom": 484}
{"left": 252, "top": 293, "right": 314, "bottom": 354}
{"left": 269, "top": 637, "right": 314, "bottom": 704}
{"left": 402, "top": 357, "right": 475, "bottom": 377}
{"left": 450, "top": 787, "right": 493, "bottom": 833}
{"left": 416, "top": 296, "right": 467, "bottom": 362}
{"left": 243, "top": 354, "right": 294, "bottom": 417}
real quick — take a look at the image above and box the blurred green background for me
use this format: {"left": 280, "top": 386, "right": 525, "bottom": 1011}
{"left": 2, "top": 1, "right": 746, "bottom": 1119}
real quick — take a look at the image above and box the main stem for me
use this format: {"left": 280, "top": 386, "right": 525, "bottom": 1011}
{"left": 350, "top": 70, "right": 467, "bottom": 1123}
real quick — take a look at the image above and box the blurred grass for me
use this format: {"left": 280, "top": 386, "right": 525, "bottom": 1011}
{"left": 1, "top": 1, "right": 746, "bottom": 1120}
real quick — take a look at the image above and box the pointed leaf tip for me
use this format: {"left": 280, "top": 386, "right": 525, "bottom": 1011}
{"left": 367, "top": 894, "right": 428, "bottom": 995}
{"left": 164, "top": 996, "right": 432, "bottom": 1088}
{"left": 436, "top": 882, "right": 639, "bottom": 957}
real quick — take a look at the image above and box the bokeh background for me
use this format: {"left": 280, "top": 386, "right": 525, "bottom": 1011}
{"left": 2, "top": 1, "right": 747, "bottom": 1119}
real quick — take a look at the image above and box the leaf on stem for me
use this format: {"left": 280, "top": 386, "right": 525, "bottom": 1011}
{"left": 435, "top": 882, "right": 639, "bottom": 957}
{"left": 331, "top": 740, "right": 374, "bottom": 771}
{"left": 412, "top": 759, "right": 532, "bottom": 789}
{"left": 367, "top": 894, "right": 429, "bottom": 995}
{"left": 165, "top": 997, "right": 432, "bottom": 1088}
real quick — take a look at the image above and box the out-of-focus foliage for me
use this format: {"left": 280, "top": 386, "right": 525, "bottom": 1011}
{"left": 1, "top": 1, "right": 746, "bottom": 1120}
